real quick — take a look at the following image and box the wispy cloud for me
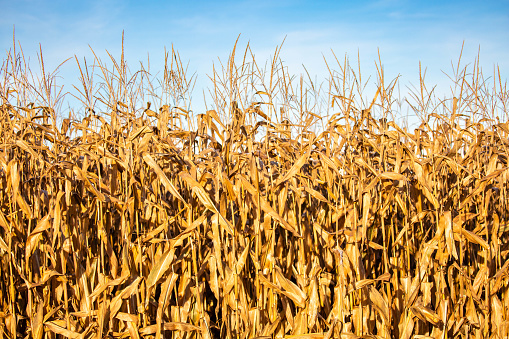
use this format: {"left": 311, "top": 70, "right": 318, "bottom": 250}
{"left": 1, "top": 0, "right": 507, "bottom": 115}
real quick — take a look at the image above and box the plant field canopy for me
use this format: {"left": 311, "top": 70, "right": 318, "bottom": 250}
{"left": 0, "top": 41, "right": 508, "bottom": 339}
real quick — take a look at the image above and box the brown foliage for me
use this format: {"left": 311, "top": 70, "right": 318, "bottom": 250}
{"left": 0, "top": 41, "right": 508, "bottom": 338}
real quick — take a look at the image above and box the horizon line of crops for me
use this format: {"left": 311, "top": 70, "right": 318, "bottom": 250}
{"left": 0, "top": 38, "right": 508, "bottom": 339}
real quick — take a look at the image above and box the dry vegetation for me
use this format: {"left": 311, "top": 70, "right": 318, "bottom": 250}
{"left": 0, "top": 40, "right": 508, "bottom": 339}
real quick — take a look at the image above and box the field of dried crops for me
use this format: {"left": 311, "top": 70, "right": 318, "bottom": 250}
{"left": 0, "top": 42, "right": 508, "bottom": 339}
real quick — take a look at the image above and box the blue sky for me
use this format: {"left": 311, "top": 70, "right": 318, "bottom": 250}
{"left": 1, "top": 0, "right": 508, "bottom": 122}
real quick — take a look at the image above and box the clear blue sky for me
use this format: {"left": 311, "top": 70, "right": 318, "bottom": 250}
{"left": 1, "top": 0, "right": 508, "bottom": 121}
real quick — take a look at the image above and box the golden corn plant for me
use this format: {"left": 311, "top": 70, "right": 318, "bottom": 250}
{"left": 0, "top": 40, "right": 508, "bottom": 339}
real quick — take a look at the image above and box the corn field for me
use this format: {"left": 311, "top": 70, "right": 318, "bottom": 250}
{"left": 0, "top": 41, "right": 508, "bottom": 339}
